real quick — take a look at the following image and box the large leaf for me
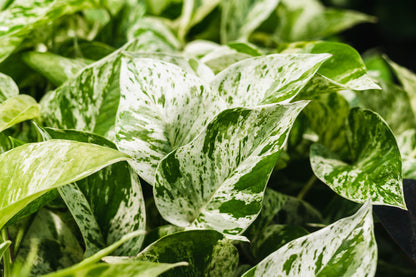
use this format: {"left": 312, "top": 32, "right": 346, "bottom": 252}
{"left": 22, "top": 51, "right": 87, "bottom": 86}
{"left": 115, "top": 58, "right": 225, "bottom": 185}
{"left": 396, "top": 129, "right": 416, "bottom": 179}
{"left": 220, "top": 0, "right": 280, "bottom": 43}
{"left": 242, "top": 201, "right": 377, "bottom": 276}
{"left": 154, "top": 102, "right": 307, "bottom": 236}
{"left": 135, "top": 230, "right": 238, "bottom": 277}
{"left": 310, "top": 108, "right": 406, "bottom": 209}
{"left": 0, "top": 72, "right": 18, "bottom": 103}
{"left": 0, "top": 94, "right": 40, "bottom": 132}
{"left": 0, "top": 0, "right": 97, "bottom": 62}
{"left": 210, "top": 54, "right": 330, "bottom": 107}
{"left": 0, "top": 140, "right": 130, "bottom": 230}
{"left": 40, "top": 127, "right": 146, "bottom": 256}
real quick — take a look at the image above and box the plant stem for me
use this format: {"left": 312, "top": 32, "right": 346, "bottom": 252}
{"left": 1, "top": 229, "right": 11, "bottom": 277}
{"left": 297, "top": 175, "right": 317, "bottom": 200}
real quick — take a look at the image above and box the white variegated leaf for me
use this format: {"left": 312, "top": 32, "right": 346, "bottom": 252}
{"left": 154, "top": 102, "right": 308, "bottom": 236}
{"left": 242, "top": 201, "right": 377, "bottom": 276}
{"left": 0, "top": 94, "right": 40, "bottom": 132}
{"left": 115, "top": 58, "right": 225, "bottom": 185}
{"left": 0, "top": 72, "right": 18, "bottom": 103}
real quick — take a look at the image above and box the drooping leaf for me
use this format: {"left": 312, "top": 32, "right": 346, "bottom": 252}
{"left": 210, "top": 54, "right": 330, "bottom": 107}
{"left": 0, "top": 72, "right": 18, "bottom": 103}
{"left": 220, "top": 0, "right": 280, "bottom": 43}
{"left": 135, "top": 230, "right": 238, "bottom": 277}
{"left": 154, "top": 102, "right": 308, "bottom": 236}
{"left": 0, "top": 94, "right": 40, "bottom": 132}
{"left": 115, "top": 58, "right": 225, "bottom": 185}
{"left": 0, "top": 140, "right": 130, "bottom": 230}
{"left": 40, "top": 127, "right": 146, "bottom": 256}
{"left": 310, "top": 108, "right": 406, "bottom": 209}
{"left": 22, "top": 51, "right": 87, "bottom": 86}
{"left": 0, "top": 0, "right": 97, "bottom": 62}
{"left": 242, "top": 201, "right": 377, "bottom": 276}
{"left": 0, "top": 240, "right": 11, "bottom": 260}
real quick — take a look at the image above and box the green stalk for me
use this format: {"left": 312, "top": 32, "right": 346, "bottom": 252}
{"left": 297, "top": 175, "right": 317, "bottom": 200}
{"left": 1, "top": 229, "right": 12, "bottom": 277}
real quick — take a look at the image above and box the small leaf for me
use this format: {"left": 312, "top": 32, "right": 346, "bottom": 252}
{"left": 242, "top": 201, "right": 377, "bottom": 276}
{"left": 0, "top": 72, "right": 18, "bottom": 103}
{"left": 0, "top": 240, "right": 11, "bottom": 260}
{"left": 115, "top": 58, "right": 225, "bottom": 185}
{"left": 136, "top": 230, "right": 238, "bottom": 277}
{"left": 22, "top": 51, "right": 86, "bottom": 86}
{"left": 155, "top": 102, "right": 307, "bottom": 236}
{"left": 310, "top": 108, "right": 406, "bottom": 209}
{"left": 0, "top": 94, "right": 39, "bottom": 132}
{"left": 220, "top": 0, "right": 280, "bottom": 43}
{"left": 211, "top": 54, "right": 330, "bottom": 107}
{"left": 0, "top": 140, "right": 130, "bottom": 230}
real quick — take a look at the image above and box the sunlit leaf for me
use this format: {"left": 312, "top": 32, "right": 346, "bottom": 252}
{"left": 0, "top": 72, "right": 18, "bottom": 103}
{"left": 0, "top": 240, "right": 11, "bottom": 260}
{"left": 0, "top": 94, "right": 39, "bottom": 132}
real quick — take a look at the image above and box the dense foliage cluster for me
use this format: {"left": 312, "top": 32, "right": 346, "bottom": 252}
{"left": 1, "top": 0, "right": 415, "bottom": 276}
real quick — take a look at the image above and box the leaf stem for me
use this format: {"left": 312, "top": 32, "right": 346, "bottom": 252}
{"left": 1, "top": 229, "right": 12, "bottom": 277}
{"left": 297, "top": 175, "right": 317, "bottom": 200}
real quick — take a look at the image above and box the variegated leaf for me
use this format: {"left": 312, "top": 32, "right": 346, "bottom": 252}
{"left": 396, "top": 129, "right": 416, "bottom": 179}
{"left": 242, "top": 201, "right": 377, "bottom": 276}
{"left": 220, "top": 0, "right": 280, "bottom": 43}
{"left": 22, "top": 51, "right": 86, "bottom": 86}
{"left": 210, "top": 54, "right": 330, "bottom": 107}
{"left": 183, "top": 40, "right": 221, "bottom": 59}
{"left": 154, "top": 102, "right": 308, "bottom": 236}
{"left": 0, "top": 240, "right": 11, "bottom": 260}
{"left": 45, "top": 261, "right": 188, "bottom": 277}
{"left": 0, "top": 140, "right": 130, "bottom": 230}
{"left": 0, "top": 0, "right": 97, "bottom": 62}
{"left": 311, "top": 108, "right": 406, "bottom": 209}
{"left": 0, "top": 94, "right": 40, "bottom": 132}
{"left": 136, "top": 230, "right": 238, "bottom": 277}
{"left": 115, "top": 58, "right": 225, "bottom": 185}
{"left": 0, "top": 72, "right": 18, "bottom": 103}
{"left": 40, "top": 127, "right": 146, "bottom": 256}
{"left": 177, "top": 0, "right": 221, "bottom": 40}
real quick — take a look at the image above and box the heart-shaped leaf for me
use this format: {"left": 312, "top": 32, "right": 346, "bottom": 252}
{"left": 242, "top": 201, "right": 376, "bottom": 276}
{"left": 310, "top": 108, "right": 406, "bottom": 209}
{"left": 0, "top": 140, "right": 130, "bottom": 229}
{"left": 0, "top": 94, "right": 40, "bottom": 132}
{"left": 155, "top": 102, "right": 307, "bottom": 236}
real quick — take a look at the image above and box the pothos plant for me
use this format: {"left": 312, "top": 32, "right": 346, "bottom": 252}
{"left": 0, "top": 0, "right": 415, "bottom": 276}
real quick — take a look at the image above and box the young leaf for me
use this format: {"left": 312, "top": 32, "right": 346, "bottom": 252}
{"left": 310, "top": 108, "right": 406, "bottom": 209}
{"left": 22, "top": 51, "right": 87, "bottom": 86}
{"left": 154, "top": 102, "right": 308, "bottom": 236}
{"left": 0, "top": 72, "right": 18, "bottom": 103}
{"left": 0, "top": 94, "right": 40, "bottom": 132}
{"left": 220, "top": 0, "right": 280, "bottom": 43}
{"left": 0, "top": 140, "right": 130, "bottom": 230}
{"left": 242, "top": 201, "right": 377, "bottom": 276}
{"left": 115, "top": 58, "right": 225, "bottom": 185}
{"left": 210, "top": 54, "right": 330, "bottom": 107}
{"left": 135, "top": 230, "right": 238, "bottom": 277}
{"left": 0, "top": 240, "right": 11, "bottom": 260}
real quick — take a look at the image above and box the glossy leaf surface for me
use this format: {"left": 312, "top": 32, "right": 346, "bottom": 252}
{"left": 0, "top": 94, "right": 39, "bottom": 132}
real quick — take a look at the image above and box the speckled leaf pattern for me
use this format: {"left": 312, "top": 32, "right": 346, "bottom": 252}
{"left": 0, "top": 0, "right": 97, "bottom": 62}
{"left": 242, "top": 201, "right": 377, "bottom": 277}
{"left": 154, "top": 102, "right": 308, "bottom": 236}
{"left": 210, "top": 54, "right": 330, "bottom": 107}
{"left": 0, "top": 240, "right": 11, "bottom": 260}
{"left": 0, "top": 140, "right": 130, "bottom": 230}
{"left": 0, "top": 94, "right": 40, "bottom": 132}
{"left": 0, "top": 72, "right": 18, "bottom": 103}
{"left": 220, "top": 0, "right": 280, "bottom": 43}
{"left": 22, "top": 51, "right": 86, "bottom": 86}
{"left": 136, "top": 230, "right": 238, "bottom": 277}
{"left": 396, "top": 129, "right": 416, "bottom": 179}
{"left": 40, "top": 127, "right": 146, "bottom": 256}
{"left": 311, "top": 108, "right": 406, "bottom": 209}
{"left": 115, "top": 58, "right": 225, "bottom": 185}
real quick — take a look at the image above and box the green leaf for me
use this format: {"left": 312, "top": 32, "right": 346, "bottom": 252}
{"left": 211, "top": 54, "right": 330, "bottom": 107}
{"left": 310, "top": 108, "right": 406, "bottom": 209}
{"left": 396, "top": 129, "right": 416, "bottom": 179}
{"left": 0, "top": 94, "right": 39, "bottom": 132}
{"left": 0, "top": 140, "right": 130, "bottom": 230}
{"left": 40, "top": 127, "right": 146, "bottom": 256}
{"left": 154, "top": 102, "right": 307, "bottom": 236}
{"left": 0, "top": 240, "right": 11, "bottom": 260}
{"left": 0, "top": 72, "right": 18, "bottom": 103}
{"left": 0, "top": 0, "right": 97, "bottom": 62}
{"left": 220, "top": 0, "right": 280, "bottom": 43}
{"left": 22, "top": 51, "right": 86, "bottom": 86}
{"left": 242, "top": 201, "right": 377, "bottom": 276}
{"left": 115, "top": 58, "right": 224, "bottom": 185}
{"left": 135, "top": 230, "right": 238, "bottom": 277}
{"left": 274, "top": 0, "right": 374, "bottom": 42}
